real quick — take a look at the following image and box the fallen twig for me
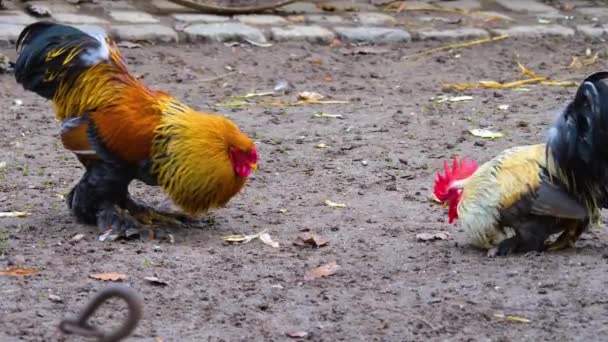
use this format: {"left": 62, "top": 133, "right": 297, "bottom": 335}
{"left": 402, "top": 35, "right": 509, "bottom": 59}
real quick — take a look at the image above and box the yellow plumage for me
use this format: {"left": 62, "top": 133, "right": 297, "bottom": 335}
{"left": 151, "top": 109, "right": 252, "bottom": 215}
{"left": 457, "top": 144, "right": 545, "bottom": 248}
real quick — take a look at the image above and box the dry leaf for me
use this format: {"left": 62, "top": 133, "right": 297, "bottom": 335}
{"left": 494, "top": 313, "right": 530, "bottom": 323}
{"left": 324, "top": 199, "right": 346, "bottom": 208}
{"left": 469, "top": 128, "right": 504, "bottom": 139}
{"left": 313, "top": 112, "right": 343, "bottom": 118}
{"left": 286, "top": 330, "right": 309, "bottom": 338}
{"left": 89, "top": 272, "right": 127, "bottom": 282}
{"left": 316, "top": 143, "right": 330, "bottom": 149}
{"left": 223, "top": 229, "right": 267, "bottom": 243}
{"left": 0, "top": 267, "right": 37, "bottom": 276}
{"left": 443, "top": 63, "right": 576, "bottom": 91}
{"left": 231, "top": 91, "right": 274, "bottom": 99}
{"left": 298, "top": 91, "right": 324, "bottom": 101}
{"left": 436, "top": 95, "right": 474, "bottom": 103}
{"left": 212, "top": 100, "right": 249, "bottom": 108}
{"left": 304, "top": 261, "right": 340, "bottom": 281}
{"left": 144, "top": 276, "right": 169, "bottom": 286}
{"left": 117, "top": 41, "right": 142, "bottom": 49}
{"left": 295, "top": 232, "right": 329, "bottom": 247}
{"left": 416, "top": 232, "right": 450, "bottom": 241}
{"left": 259, "top": 233, "right": 280, "bottom": 248}
{"left": 0, "top": 211, "right": 31, "bottom": 218}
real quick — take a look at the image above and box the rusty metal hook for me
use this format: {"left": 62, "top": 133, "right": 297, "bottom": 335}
{"left": 59, "top": 284, "right": 143, "bottom": 342}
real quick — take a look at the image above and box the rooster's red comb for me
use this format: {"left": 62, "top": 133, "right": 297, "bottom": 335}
{"left": 433, "top": 155, "right": 478, "bottom": 201}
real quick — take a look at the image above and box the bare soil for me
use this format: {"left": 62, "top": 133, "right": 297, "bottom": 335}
{"left": 1, "top": 38, "right": 608, "bottom": 341}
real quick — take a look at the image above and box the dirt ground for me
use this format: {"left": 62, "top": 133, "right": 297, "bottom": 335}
{"left": 2, "top": 37, "right": 608, "bottom": 341}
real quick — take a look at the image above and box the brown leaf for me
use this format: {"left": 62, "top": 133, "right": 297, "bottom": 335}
{"left": 416, "top": 232, "right": 450, "bottom": 241}
{"left": 296, "top": 232, "right": 329, "bottom": 247}
{"left": 286, "top": 330, "right": 309, "bottom": 338}
{"left": 144, "top": 276, "right": 169, "bottom": 286}
{"left": 89, "top": 272, "right": 127, "bottom": 282}
{"left": 304, "top": 261, "right": 340, "bottom": 281}
{"left": 0, "top": 267, "right": 37, "bottom": 276}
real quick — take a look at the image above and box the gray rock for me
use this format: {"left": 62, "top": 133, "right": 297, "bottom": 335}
{"left": 471, "top": 11, "right": 514, "bottom": 22}
{"left": 110, "top": 24, "right": 178, "bottom": 43}
{"left": 323, "top": 1, "right": 376, "bottom": 12}
{"left": 150, "top": 0, "right": 195, "bottom": 12}
{"left": 0, "top": 23, "right": 24, "bottom": 42}
{"left": 236, "top": 15, "right": 288, "bottom": 26}
{"left": 276, "top": 1, "right": 324, "bottom": 14}
{"left": 576, "top": 25, "right": 606, "bottom": 37}
{"left": 334, "top": 26, "right": 411, "bottom": 43}
{"left": 0, "top": 11, "right": 36, "bottom": 25}
{"left": 415, "top": 28, "right": 489, "bottom": 41}
{"left": 184, "top": 22, "right": 267, "bottom": 43}
{"left": 305, "top": 14, "right": 345, "bottom": 24}
{"left": 353, "top": 12, "right": 397, "bottom": 26}
{"left": 52, "top": 13, "right": 109, "bottom": 24}
{"left": 492, "top": 25, "right": 574, "bottom": 38}
{"left": 108, "top": 11, "right": 160, "bottom": 23}
{"left": 577, "top": 7, "right": 608, "bottom": 18}
{"left": 270, "top": 25, "right": 335, "bottom": 43}
{"left": 493, "top": 0, "right": 557, "bottom": 13}
{"left": 432, "top": 0, "right": 481, "bottom": 10}
{"left": 171, "top": 14, "right": 230, "bottom": 23}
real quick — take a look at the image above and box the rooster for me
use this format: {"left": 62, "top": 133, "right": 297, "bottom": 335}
{"left": 14, "top": 22, "right": 258, "bottom": 240}
{"left": 433, "top": 71, "right": 608, "bottom": 256}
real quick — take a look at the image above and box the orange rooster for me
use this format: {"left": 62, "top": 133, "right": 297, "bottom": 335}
{"left": 14, "top": 22, "right": 258, "bottom": 240}
{"left": 433, "top": 71, "right": 608, "bottom": 256}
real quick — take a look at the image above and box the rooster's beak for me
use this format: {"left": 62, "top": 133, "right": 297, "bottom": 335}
{"left": 251, "top": 163, "right": 258, "bottom": 172}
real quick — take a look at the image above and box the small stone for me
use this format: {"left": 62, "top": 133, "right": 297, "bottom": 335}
{"left": 236, "top": 15, "right": 288, "bottom": 26}
{"left": 305, "top": 14, "right": 344, "bottom": 24}
{"left": 0, "top": 24, "right": 24, "bottom": 42}
{"left": 471, "top": 11, "right": 514, "bottom": 22}
{"left": 70, "top": 234, "right": 85, "bottom": 243}
{"left": 415, "top": 28, "right": 489, "bottom": 41}
{"left": 577, "top": 7, "right": 608, "bottom": 18}
{"left": 184, "top": 23, "right": 266, "bottom": 43}
{"left": 434, "top": 0, "right": 481, "bottom": 10}
{"left": 361, "top": 160, "right": 368, "bottom": 166}
{"left": 171, "top": 14, "right": 229, "bottom": 23}
{"left": 577, "top": 24, "right": 606, "bottom": 38}
{"left": 52, "top": 13, "right": 109, "bottom": 24}
{"left": 492, "top": 25, "right": 575, "bottom": 38}
{"left": 110, "top": 24, "right": 178, "bottom": 43}
{"left": 108, "top": 11, "right": 159, "bottom": 23}
{"left": 270, "top": 25, "right": 335, "bottom": 43}
{"left": 276, "top": 1, "right": 324, "bottom": 14}
{"left": 322, "top": 1, "right": 376, "bottom": 12}
{"left": 334, "top": 26, "right": 411, "bottom": 43}
{"left": 353, "top": 12, "right": 397, "bottom": 26}
{"left": 26, "top": 4, "right": 52, "bottom": 18}
{"left": 48, "top": 294, "right": 63, "bottom": 303}
{"left": 493, "top": 0, "right": 558, "bottom": 13}
{"left": 0, "top": 11, "right": 36, "bottom": 25}
{"left": 150, "top": 0, "right": 195, "bottom": 12}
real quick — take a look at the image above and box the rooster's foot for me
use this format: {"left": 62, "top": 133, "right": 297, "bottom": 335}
{"left": 97, "top": 204, "right": 167, "bottom": 242}
{"left": 125, "top": 196, "right": 194, "bottom": 227}
{"left": 545, "top": 231, "right": 577, "bottom": 252}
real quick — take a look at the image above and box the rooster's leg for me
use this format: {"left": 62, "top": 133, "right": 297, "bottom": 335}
{"left": 487, "top": 220, "right": 549, "bottom": 257}
{"left": 97, "top": 203, "right": 145, "bottom": 241}
{"left": 545, "top": 220, "right": 586, "bottom": 251}
{"left": 125, "top": 195, "right": 194, "bottom": 226}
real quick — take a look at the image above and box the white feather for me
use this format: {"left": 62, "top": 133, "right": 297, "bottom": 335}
{"left": 78, "top": 29, "right": 110, "bottom": 66}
